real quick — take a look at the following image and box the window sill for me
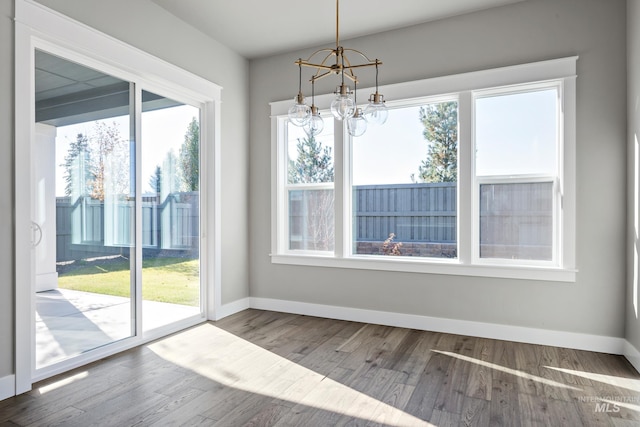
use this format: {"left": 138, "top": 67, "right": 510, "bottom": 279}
{"left": 270, "top": 254, "right": 577, "bottom": 282}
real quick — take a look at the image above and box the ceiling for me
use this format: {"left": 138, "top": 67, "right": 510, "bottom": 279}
{"left": 35, "top": 51, "right": 178, "bottom": 126}
{"left": 151, "top": 0, "right": 526, "bottom": 59}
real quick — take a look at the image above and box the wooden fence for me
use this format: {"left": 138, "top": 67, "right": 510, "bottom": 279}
{"left": 354, "top": 183, "right": 457, "bottom": 243}
{"left": 354, "top": 181, "right": 553, "bottom": 259}
{"left": 56, "top": 192, "right": 199, "bottom": 262}
{"left": 289, "top": 182, "right": 553, "bottom": 259}
{"left": 479, "top": 181, "right": 553, "bottom": 260}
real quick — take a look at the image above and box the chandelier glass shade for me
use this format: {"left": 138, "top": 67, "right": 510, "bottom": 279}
{"left": 287, "top": 93, "right": 311, "bottom": 127}
{"left": 330, "top": 84, "right": 355, "bottom": 121}
{"left": 347, "top": 108, "right": 367, "bottom": 137}
{"left": 289, "top": 0, "right": 387, "bottom": 137}
{"left": 303, "top": 79, "right": 324, "bottom": 137}
{"left": 287, "top": 64, "right": 312, "bottom": 126}
{"left": 363, "top": 63, "right": 388, "bottom": 125}
{"left": 304, "top": 106, "right": 325, "bottom": 137}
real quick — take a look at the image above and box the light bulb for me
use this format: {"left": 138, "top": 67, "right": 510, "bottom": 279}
{"left": 303, "top": 107, "right": 324, "bottom": 137}
{"left": 364, "top": 92, "right": 388, "bottom": 125}
{"left": 288, "top": 93, "right": 311, "bottom": 126}
{"left": 330, "top": 85, "right": 355, "bottom": 120}
{"left": 347, "top": 108, "right": 367, "bottom": 137}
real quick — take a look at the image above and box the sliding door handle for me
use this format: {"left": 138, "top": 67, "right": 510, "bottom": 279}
{"left": 31, "top": 221, "right": 42, "bottom": 248}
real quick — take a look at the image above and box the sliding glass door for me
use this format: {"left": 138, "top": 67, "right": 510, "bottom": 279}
{"left": 33, "top": 50, "right": 203, "bottom": 372}
{"left": 34, "top": 50, "right": 136, "bottom": 369}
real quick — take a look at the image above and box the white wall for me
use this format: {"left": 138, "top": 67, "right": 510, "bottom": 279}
{"left": 249, "top": 0, "right": 628, "bottom": 338}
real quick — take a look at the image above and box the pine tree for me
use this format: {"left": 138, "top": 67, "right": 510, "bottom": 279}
{"left": 417, "top": 102, "right": 458, "bottom": 183}
{"left": 287, "top": 134, "right": 335, "bottom": 250}
{"left": 149, "top": 165, "right": 162, "bottom": 194}
{"left": 179, "top": 117, "right": 199, "bottom": 192}
{"left": 63, "top": 133, "right": 90, "bottom": 197}
{"left": 287, "top": 135, "right": 334, "bottom": 184}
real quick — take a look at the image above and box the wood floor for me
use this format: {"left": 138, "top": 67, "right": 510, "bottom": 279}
{"left": 1, "top": 309, "right": 640, "bottom": 426}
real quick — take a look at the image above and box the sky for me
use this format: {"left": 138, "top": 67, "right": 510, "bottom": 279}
{"left": 475, "top": 89, "right": 557, "bottom": 176}
{"left": 55, "top": 104, "right": 199, "bottom": 196}
{"left": 287, "top": 106, "right": 427, "bottom": 186}
{"left": 287, "top": 88, "right": 558, "bottom": 185}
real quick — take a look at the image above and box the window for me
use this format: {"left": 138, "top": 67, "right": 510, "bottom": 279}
{"left": 271, "top": 57, "right": 577, "bottom": 281}
{"left": 352, "top": 100, "right": 458, "bottom": 258}
{"left": 285, "top": 119, "right": 335, "bottom": 252}
{"left": 474, "top": 85, "right": 560, "bottom": 263}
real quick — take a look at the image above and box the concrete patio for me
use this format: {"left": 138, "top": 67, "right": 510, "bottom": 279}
{"left": 35, "top": 288, "right": 200, "bottom": 369}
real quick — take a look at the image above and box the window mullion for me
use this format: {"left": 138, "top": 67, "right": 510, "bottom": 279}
{"left": 132, "top": 82, "right": 143, "bottom": 337}
{"left": 276, "top": 117, "right": 288, "bottom": 255}
{"left": 458, "top": 91, "right": 473, "bottom": 265}
{"left": 335, "top": 119, "right": 346, "bottom": 258}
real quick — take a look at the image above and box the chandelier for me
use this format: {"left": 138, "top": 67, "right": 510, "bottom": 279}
{"left": 288, "top": 0, "right": 388, "bottom": 137}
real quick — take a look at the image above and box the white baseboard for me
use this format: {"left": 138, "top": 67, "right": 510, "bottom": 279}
{"left": 624, "top": 340, "right": 640, "bottom": 373}
{"left": 214, "top": 297, "right": 250, "bottom": 321}
{"left": 0, "top": 375, "right": 15, "bottom": 401}
{"left": 249, "top": 297, "right": 626, "bottom": 355}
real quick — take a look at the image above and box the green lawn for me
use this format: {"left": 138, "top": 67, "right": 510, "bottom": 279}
{"left": 58, "top": 257, "right": 199, "bottom": 306}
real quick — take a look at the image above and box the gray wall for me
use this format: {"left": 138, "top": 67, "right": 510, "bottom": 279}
{"left": 249, "top": 0, "right": 628, "bottom": 337}
{"left": 0, "top": 0, "right": 15, "bottom": 380}
{"left": 0, "top": 0, "right": 250, "bottom": 380}
{"left": 627, "top": 0, "right": 640, "bottom": 353}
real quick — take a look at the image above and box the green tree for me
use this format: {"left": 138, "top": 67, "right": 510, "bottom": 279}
{"left": 149, "top": 165, "right": 162, "bottom": 194}
{"left": 62, "top": 132, "right": 90, "bottom": 197}
{"left": 287, "top": 135, "right": 334, "bottom": 184}
{"left": 162, "top": 149, "right": 181, "bottom": 194}
{"left": 179, "top": 117, "right": 199, "bottom": 191}
{"left": 417, "top": 102, "right": 458, "bottom": 183}
{"left": 287, "top": 135, "right": 334, "bottom": 251}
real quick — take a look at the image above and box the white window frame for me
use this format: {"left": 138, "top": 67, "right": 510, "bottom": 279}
{"left": 471, "top": 81, "right": 564, "bottom": 267}
{"left": 472, "top": 175, "right": 559, "bottom": 266}
{"left": 276, "top": 116, "right": 336, "bottom": 256}
{"left": 271, "top": 56, "right": 577, "bottom": 282}
{"left": 345, "top": 93, "right": 461, "bottom": 261}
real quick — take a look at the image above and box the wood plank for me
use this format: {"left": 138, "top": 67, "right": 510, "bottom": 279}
{"left": 22, "top": 405, "right": 85, "bottom": 427}
{"left": 459, "top": 396, "right": 491, "bottom": 427}
{"left": 465, "top": 337, "right": 494, "bottom": 401}
{"left": 366, "top": 381, "right": 416, "bottom": 427}
{"left": 430, "top": 408, "right": 461, "bottom": 427}
{"left": 513, "top": 342, "right": 544, "bottom": 396}
{"left": 489, "top": 379, "right": 521, "bottom": 427}
{"left": 535, "top": 345, "right": 573, "bottom": 402}
{"left": 434, "top": 356, "right": 471, "bottom": 414}
{"left": 403, "top": 350, "right": 452, "bottom": 421}
{"left": 517, "top": 393, "right": 551, "bottom": 427}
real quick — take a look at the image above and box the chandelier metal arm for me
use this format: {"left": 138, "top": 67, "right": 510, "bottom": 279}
{"left": 296, "top": 57, "right": 382, "bottom": 84}
{"left": 296, "top": 50, "right": 382, "bottom": 70}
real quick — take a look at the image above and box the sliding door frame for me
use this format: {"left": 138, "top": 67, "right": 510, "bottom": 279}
{"left": 14, "top": 0, "right": 222, "bottom": 393}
